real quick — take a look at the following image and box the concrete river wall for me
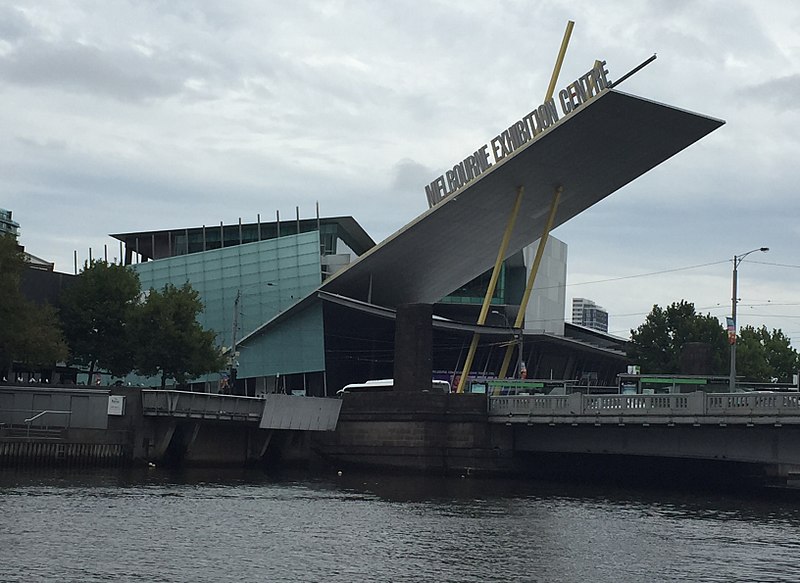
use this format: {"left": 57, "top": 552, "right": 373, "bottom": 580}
{"left": 311, "top": 392, "right": 515, "bottom": 475}
{"left": 0, "top": 385, "right": 337, "bottom": 468}
{"left": 5, "top": 385, "right": 800, "bottom": 487}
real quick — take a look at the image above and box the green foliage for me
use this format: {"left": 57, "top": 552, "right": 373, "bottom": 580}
{"left": 60, "top": 260, "right": 141, "bottom": 378}
{"left": 61, "top": 264, "right": 223, "bottom": 387}
{"left": 0, "top": 234, "right": 68, "bottom": 374}
{"left": 3, "top": 244, "right": 223, "bottom": 386}
{"left": 629, "top": 300, "right": 728, "bottom": 374}
{"left": 0, "top": 233, "right": 26, "bottom": 290}
{"left": 14, "top": 304, "right": 69, "bottom": 368}
{"left": 0, "top": 234, "right": 27, "bottom": 368}
{"left": 131, "top": 283, "right": 225, "bottom": 389}
{"left": 737, "top": 325, "right": 799, "bottom": 383}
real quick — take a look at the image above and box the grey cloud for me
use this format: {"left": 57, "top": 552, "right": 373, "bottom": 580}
{"left": 15, "top": 136, "right": 68, "bottom": 152}
{"left": 0, "top": 40, "right": 181, "bottom": 101}
{"left": 0, "top": 37, "right": 237, "bottom": 103}
{"left": 738, "top": 74, "right": 800, "bottom": 111}
{"left": 0, "top": 5, "right": 33, "bottom": 42}
{"left": 140, "top": 0, "right": 252, "bottom": 32}
{"left": 603, "top": 0, "right": 776, "bottom": 75}
{"left": 390, "top": 158, "right": 432, "bottom": 195}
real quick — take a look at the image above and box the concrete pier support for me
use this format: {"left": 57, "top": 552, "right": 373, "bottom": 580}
{"left": 394, "top": 303, "right": 433, "bottom": 392}
{"left": 312, "top": 392, "right": 515, "bottom": 475}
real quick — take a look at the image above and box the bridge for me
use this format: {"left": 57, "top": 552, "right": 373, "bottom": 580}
{"left": 487, "top": 391, "right": 800, "bottom": 486}
{"left": 488, "top": 391, "right": 800, "bottom": 426}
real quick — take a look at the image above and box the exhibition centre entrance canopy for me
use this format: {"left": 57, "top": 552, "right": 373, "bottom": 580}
{"left": 322, "top": 88, "right": 724, "bottom": 308}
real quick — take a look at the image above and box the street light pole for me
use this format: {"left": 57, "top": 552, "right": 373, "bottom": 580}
{"left": 227, "top": 282, "right": 275, "bottom": 394}
{"left": 229, "top": 290, "right": 241, "bottom": 393}
{"left": 729, "top": 247, "right": 769, "bottom": 392}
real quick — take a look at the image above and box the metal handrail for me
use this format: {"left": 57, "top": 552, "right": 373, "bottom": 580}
{"left": 141, "top": 390, "right": 264, "bottom": 421}
{"left": 23, "top": 410, "right": 72, "bottom": 424}
{"left": 23, "top": 410, "right": 72, "bottom": 437}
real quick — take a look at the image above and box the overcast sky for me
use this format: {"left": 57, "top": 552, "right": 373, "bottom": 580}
{"left": 2, "top": 1, "right": 799, "bottom": 341}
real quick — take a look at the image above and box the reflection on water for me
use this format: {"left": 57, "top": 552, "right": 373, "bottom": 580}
{"left": 1, "top": 468, "right": 799, "bottom": 583}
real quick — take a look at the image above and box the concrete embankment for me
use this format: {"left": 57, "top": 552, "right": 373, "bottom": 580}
{"left": 311, "top": 392, "right": 516, "bottom": 475}
{"left": 2, "top": 387, "right": 516, "bottom": 473}
{"left": 0, "top": 385, "right": 328, "bottom": 468}
{"left": 0, "top": 385, "right": 140, "bottom": 467}
{"left": 0, "top": 440, "right": 128, "bottom": 467}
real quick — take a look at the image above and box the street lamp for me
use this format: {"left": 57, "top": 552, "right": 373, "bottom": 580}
{"left": 229, "top": 282, "right": 275, "bottom": 395}
{"left": 491, "top": 309, "right": 522, "bottom": 378}
{"left": 729, "top": 247, "right": 769, "bottom": 392}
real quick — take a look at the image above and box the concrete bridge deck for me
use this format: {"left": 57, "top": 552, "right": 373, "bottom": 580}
{"left": 487, "top": 391, "right": 800, "bottom": 486}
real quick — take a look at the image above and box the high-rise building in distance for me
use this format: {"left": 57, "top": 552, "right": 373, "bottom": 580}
{"left": 572, "top": 297, "right": 609, "bottom": 333}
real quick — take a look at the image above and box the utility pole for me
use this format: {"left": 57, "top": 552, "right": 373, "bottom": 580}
{"left": 729, "top": 247, "right": 769, "bottom": 392}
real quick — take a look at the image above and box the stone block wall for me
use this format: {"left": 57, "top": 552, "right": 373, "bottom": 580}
{"left": 312, "top": 392, "right": 515, "bottom": 475}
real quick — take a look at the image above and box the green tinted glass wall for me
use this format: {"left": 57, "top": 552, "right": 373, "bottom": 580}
{"left": 133, "top": 231, "right": 323, "bottom": 363}
{"left": 237, "top": 301, "right": 325, "bottom": 377}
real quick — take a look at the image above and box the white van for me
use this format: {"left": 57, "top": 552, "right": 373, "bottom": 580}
{"left": 337, "top": 379, "right": 451, "bottom": 396}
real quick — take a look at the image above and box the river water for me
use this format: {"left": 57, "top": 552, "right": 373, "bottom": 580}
{"left": 1, "top": 468, "right": 799, "bottom": 582}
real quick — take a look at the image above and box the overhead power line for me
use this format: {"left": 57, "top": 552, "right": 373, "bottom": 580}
{"left": 748, "top": 260, "right": 800, "bottom": 269}
{"left": 566, "top": 259, "right": 729, "bottom": 289}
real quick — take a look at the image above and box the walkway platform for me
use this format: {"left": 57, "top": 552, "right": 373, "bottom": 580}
{"left": 142, "top": 390, "right": 341, "bottom": 431}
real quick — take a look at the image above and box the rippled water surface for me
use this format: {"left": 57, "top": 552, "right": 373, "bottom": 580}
{"left": 1, "top": 468, "right": 799, "bottom": 582}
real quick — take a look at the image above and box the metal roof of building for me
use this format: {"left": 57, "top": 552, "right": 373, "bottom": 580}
{"left": 321, "top": 89, "right": 724, "bottom": 308}
{"left": 318, "top": 291, "right": 628, "bottom": 359}
{"left": 110, "top": 215, "right": 376, "bottom": 260}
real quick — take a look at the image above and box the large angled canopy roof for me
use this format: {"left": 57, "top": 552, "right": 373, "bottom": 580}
{"left": 322, "top": 89, "right": 724, "bottom": 308}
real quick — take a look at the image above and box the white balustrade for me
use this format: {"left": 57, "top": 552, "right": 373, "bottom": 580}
{"left": 488, "top": 391, "right": 800, "bottom": 425}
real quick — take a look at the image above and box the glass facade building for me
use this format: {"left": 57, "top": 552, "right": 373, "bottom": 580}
{"left": 0, "top": 209, "right": 20, "bottom": 238}
{"left": 113, "top": 217, "right": 374, "bottom": 395}
{"left": 571, "top": 298, "right": 609, "bottom": 333}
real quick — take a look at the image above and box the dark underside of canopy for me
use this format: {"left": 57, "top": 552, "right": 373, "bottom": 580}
{"left": 322, "top": 89, "right": 724, "bottom": 308}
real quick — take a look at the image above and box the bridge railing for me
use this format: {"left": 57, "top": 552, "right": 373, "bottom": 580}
{"left": 489, "top": 391, "right": 800, "bottom": 424}
{"left": 142, "top": 390, "right": 264, "bottom": 422}
{"left": 706, "top": 392, "right": 800, "bottom": 415}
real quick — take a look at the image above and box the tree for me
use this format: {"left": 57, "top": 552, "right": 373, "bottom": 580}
{"left": 0, "top": 234, "right": 28, "bottom": 374}
{"left": 131, "top": 283, "right": 225, "bottom": 389}
{"left": 629, "top": 300, "right": 728, "bottom": 374}
{"left": 59, "top": 260, "right": 141, "bottom": 380}
{"left": 737, "top": 325, "right": 799, "bottom": 383}
{"left": 0, "top": 234, "right": 68, "bottom": 378}
{"left": 14, "top": 304, "right": 70, "bottom": 370}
